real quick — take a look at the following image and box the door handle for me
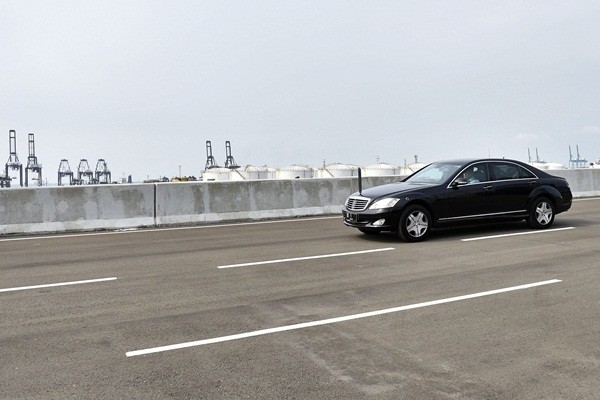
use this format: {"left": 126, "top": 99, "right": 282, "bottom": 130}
{"left": 483, "top": 185, "right": 493, "bottom": 190}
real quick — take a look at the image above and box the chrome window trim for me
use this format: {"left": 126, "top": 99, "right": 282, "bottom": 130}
{"left": 447, "top": 161, "right": 539, "bottom": 189}
{"left": 518, "top": 164, "right": 538, "bottom": 179}
{"left": 446, "top": 161, "right": 491, "bottom": 189}
{"left": 490, "top": 161, "right": 539, "bottom": 181}
{"left": 438, "top": 210, "right": 527, "bottom": 221}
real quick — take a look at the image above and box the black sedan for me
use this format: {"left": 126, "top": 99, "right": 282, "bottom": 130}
{"left": 342, "top": 158, "right": 572, "bottom": 242}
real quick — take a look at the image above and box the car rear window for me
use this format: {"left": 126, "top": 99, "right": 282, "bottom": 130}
{"left": 491, "top": 163, "right": 535, "bottom": 180}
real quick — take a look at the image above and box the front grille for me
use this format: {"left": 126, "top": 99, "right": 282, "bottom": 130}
{"left": 346, "top": 196, "right": 370, "bottom": 212}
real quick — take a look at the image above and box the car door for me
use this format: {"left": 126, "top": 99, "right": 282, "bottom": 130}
{"left": 444, "top": 162, "right": 496, "bottom": 220}
{"left": 489, "top": 162, "right": 538, "bottom": 214}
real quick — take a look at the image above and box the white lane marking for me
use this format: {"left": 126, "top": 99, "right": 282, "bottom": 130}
{"left": 0, "top": 277, "right": 118, "bottom": 293}
{"left": 217, "top": 248, "right": 395, "bottom": 269}
{"left": 126, "top": 279, "right": 561, "bottom": 357}
{"left": 0, "top": 216, "right": 340, "bottom": 243}
{"left": 461, "top": 227, "right": 576, "bottom": 242}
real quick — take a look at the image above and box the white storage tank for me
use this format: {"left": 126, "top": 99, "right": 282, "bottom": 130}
{"left": 318, "top": 163, "right": 358, "bottom": 178}
{"left": 407, "top": 163, "right": 426, "bottom": 173}
{"left": 277, "top": 164, "right": 315, "bottom": 179}
{"left": 395, "top": 165, "right": 412, "bottom": 177}
{"left": 242, "top": 165, "right": 275, "bottom": 180}
{"left": 202, "top": 168, "right": 232, "bottom": 181}
{"left": 529, "top": 162, "right": 567, "bottom": 170}
{"left": 229, "top": 168, "right": 247, "bottom": 181}
{"left": 545, "top": 163, "right": 567, "bottom": 170}
{"left": 257, "top": 166, "right": 277, "bottom": 179}
{"left": 243, "top": 165, "right": 261, "bottom": 180}
{"left": 362, "top": 162, "right": 401, "bottom": 177}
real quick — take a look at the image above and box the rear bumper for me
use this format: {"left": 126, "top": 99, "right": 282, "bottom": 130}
{"left": 556, "top": 198, "right": 572, "bottom": 214}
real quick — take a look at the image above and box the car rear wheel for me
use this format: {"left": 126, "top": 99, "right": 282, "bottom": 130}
{"left": 358, "top": 228, "right": 381, "bottom": 235}
{"left": 527, "top": 196, "right": 555, "bottom": 229}
{"left": 397, "top": 205, "right": 431, "bottom": 242}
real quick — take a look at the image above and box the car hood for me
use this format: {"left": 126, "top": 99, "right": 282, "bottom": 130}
{"left": 355, "top": 182, "right": 436, "bottom": 199}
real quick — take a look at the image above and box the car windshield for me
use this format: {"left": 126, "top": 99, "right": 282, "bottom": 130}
{"left": 405, "top": 162, "right": 464, "bottom": 184}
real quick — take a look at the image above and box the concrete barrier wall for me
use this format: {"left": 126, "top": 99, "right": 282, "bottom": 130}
{"left": 0, "top": 184, "right": 155, "bottom": 235}
{"left": 544, "top": 169, "right": 600, "bottom": 198}
{"left": 155, "top": 176, "right": 397, "bottom": 225}
{"left": 0, "top": 171, "right": 598, "bottom": 235}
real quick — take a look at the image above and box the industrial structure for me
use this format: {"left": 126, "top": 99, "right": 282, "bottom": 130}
{"left": 25, "top": 133, "right": 42, "bottom": 187}
{"left": 224, "top": 141, "right": 240, "bottom": 169}
{"left": 569, "top": 145, "right": 588, "bottom": 169}
{"left": 0, "top": 172, "right": 9, "bottom": 187}
{"left": 74, "top": 159, "right": 95, "bottom": 185}
{"left": 56, "top": 158, "right": 111, "bottom": 186}
{"left": 5, "top": 130, "right": 23, "bottom": 187}
{"left": 205, "top": 141, "right": 219, "bottom": 169}
{"left": 527, "top": 147, "right": 567, "bottom": 170}
{"left": 58, "top": 159, "right": 74, "bottom": 186}
{"left": 5, "top": 131, "right": 598, "bottom": 187}
{"left": 95, "top": 159, "right": 111, "bottom": 184}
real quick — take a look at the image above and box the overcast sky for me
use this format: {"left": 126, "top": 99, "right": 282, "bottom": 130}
{"left": 1, "top": 1, "right": 599, "bottom": 182}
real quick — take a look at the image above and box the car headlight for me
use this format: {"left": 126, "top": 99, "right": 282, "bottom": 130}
{"left": 369, "top": 198, "right": 400, "bottom": 210}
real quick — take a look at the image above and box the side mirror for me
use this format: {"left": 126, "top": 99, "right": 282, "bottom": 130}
{"left": 451, "top": 179, "right": 467, "bottom": 187}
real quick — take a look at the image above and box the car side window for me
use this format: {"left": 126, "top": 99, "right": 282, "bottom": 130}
{"left": 456, "top": 163, "right": 489, "bottom": 184}
{"left": 491, "top": 162, "right": 522, "bottom": 180}
{"left": 519, "top": 166, "right": 536, "bottom": 179}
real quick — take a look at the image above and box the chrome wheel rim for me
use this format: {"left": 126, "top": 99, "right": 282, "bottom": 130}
{"left": 406, "top": 211, "right": 428, "bottom": 237}
{"left": 535, "top": 202, "right": 553, "bottom": 225}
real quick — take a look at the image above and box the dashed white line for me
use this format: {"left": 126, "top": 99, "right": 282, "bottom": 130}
{"left": 0, "top": 277, "right": 118, "bottom": 293}
{"left": 461, "top": 227, "right": 576, "bottom": 242}
{"left": 0, "top": 216, "right": 340, "bottom": 242}
{"left": 125, "top": 279, "right": 561, "bottom": 357}
{"left": 217, "top": 248, "right": 395, "bottom": 269}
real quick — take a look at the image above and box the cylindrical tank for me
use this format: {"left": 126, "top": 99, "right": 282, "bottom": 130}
{"left": 529, "top": 162, "right": 567, "bottom": 170}
{"left": 229, "top": 168, "right": 247, "bottom": 181}
{"left": 258, "top": 166, "right": 277, "bottom": 179}
{"left": 243, "top": 165, "right": 277, "bottom": 180}
{"left": 544, "top": 163, "right": 567, "bottom": 170}
{"left": 202, "top": 168, "right": 232, "bottom": 181}
{"left": 276, "top": 165, "right": 315, "bottom": 179}
{"left": 318, "top": 163, "right": 358, "bottom": 178}
{"left": 407, "top": 163, "right": 426, "bottom": 173}
{"left": 243, "top": 165, "right": 261, "bottom": 180}
{"left": 362, "top": 162, "right": 400, "bottom": 177}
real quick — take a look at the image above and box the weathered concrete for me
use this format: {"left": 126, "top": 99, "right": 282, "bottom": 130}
{"left": 547, "top": 169, "right": 600, "bottom": 198}
{"left": 155, "top": 177, "right": 396, "bottom": 225}
{"left": 0, "top": 170, "right": 599, "bottom": 235}
{"left": 0, "top": 184, "right": 155, "bottom": 235}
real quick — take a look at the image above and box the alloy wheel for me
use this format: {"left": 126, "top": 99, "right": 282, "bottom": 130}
{"left": 535, "top": 202, "right": 553, "bottom": 225}
{"left": 406, "top": 211, "right": 429, "bottom": 238}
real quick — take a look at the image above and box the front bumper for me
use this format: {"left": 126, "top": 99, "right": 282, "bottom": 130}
{"left": 341, "top": 207, "right": 399, "bottom": 230}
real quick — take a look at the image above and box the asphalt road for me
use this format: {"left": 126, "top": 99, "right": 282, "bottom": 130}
{"left": 1, "top": 198, "right": 599, "bottom": 399}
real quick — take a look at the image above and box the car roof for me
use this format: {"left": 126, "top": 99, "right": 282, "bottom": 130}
{"left": 428, "top": 158, "right": 550, "bottom": 177}
{"left": 433, "top": 158, "right": 527, "bottom": 165}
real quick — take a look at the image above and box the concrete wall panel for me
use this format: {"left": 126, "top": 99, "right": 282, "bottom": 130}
{"left": 0, "top": 184, "right": 155, "bottom": 235}
{"left": 547, "top": 170, "right": 600, "bottom": 197}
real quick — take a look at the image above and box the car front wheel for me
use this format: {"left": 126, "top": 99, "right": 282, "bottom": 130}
{"left": 397, "top": 205, "right": 431, "bottom": 242}
{"left": 527, "top": 197, "right": 555, "bottom": 229}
